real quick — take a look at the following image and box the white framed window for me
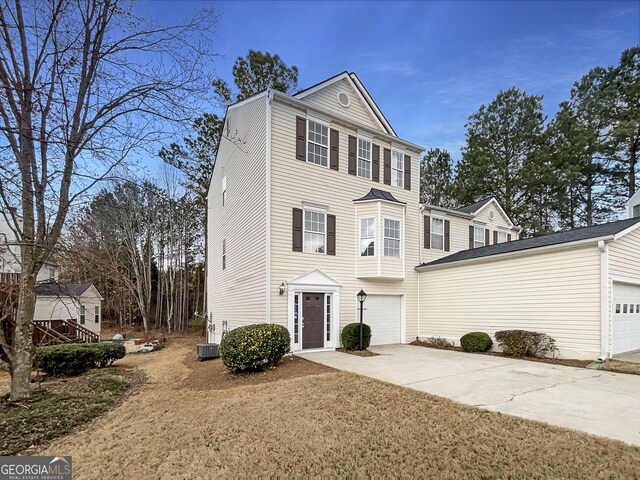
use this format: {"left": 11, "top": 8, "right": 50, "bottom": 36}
{"left": 222, "top": 239, "right": 226, "bottom": 270}
{"left": 634, "top": 204, "right": 640, "bottom": 218}
{"left": 48, "top": 268, "right": 55, "bottom": 280}
{"left": 79, "top": 305, "right": 86, "bottom": 325}
{"left": 304, "top": 210, "right": 326, "bottom": 254}
{"left": 497, "top": 231, "right": 508, "bottom": 244}
{"left": 474, "top": 226, "right": 485, "bottom": 248}
{"left": 357, "top": 138, "right": 371, "bottom": 179}
{"left": 222, "top": 175, "right": 227, "bottom": 206}
{"left": 391, "top": 150, "right": 404, "bottom": 188}
{"left": 360, "top": 218, "right": 375, "bottom": 256}
{"left": 307, "top": 120, "right": 329, "bottom": 167}
{"left": 94, "top": 305, "right": 100, "bottom": 323}
{"left": 384, "top": 218, "right": 401, "bottom": 258}
{"left": 431, "top": 217, "right": 444, "bottom": 250}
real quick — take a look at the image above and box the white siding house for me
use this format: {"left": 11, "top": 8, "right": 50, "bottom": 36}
{"left": 34, "top": 283, "right": 103, "bottom": 337}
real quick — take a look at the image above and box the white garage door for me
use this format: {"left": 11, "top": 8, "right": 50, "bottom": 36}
{"left": 363, "top": 295, "right": 402, "bottom": 345}
{"left": 612, "top": 283, "right": 640, "bottom": 355}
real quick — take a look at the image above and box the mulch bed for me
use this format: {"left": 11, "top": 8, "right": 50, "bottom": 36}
{"left": 181, "top": 354, "right": 334, "bottom": 391}
{"left": 336, "top": 348, "right": 379, "bottom": 357}
{"left": 410, "top": 340, "right": 591, "bottom": 368}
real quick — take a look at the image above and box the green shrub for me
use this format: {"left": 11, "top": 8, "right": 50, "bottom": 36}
{"left": 35, "top": 342, "right": 126, "bottom": 376}
{"left": 460, "top": 332, "right": 493, "bottom": 353}
{"left": 341, "top": 323, "right": 372, "bottom": 350}
{"left": 220, "top": 324, "right": 290, "bottom": 373}
{"left": 495, "top": 330, "right": 557, "bottom": 358}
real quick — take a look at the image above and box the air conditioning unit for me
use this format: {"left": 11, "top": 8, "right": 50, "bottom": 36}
{"left": 197, "top": 343, "right": 220, "bottom": 361}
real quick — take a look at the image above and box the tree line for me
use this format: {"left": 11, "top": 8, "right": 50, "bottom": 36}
{"left": 421, "top": 46, "right": 640, "bottom": 237}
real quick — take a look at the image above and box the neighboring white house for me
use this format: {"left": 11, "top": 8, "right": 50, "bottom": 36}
{"left": 626, "top": 190, "right": 640, "bottom": 219}
{"left": 33, "top": 282, "right": 103, "bottom": 337}
{"left": 206, "top": 71, "right": 640, "bottom": 360}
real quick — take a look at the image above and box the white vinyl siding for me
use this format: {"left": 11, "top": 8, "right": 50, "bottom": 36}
{"left": 360, "top": 218, "right": 375, "bottom": 256}
{"left": 474, "top": 226, "right": 485, "bottom": 248}
{"left": 431, "top": 217, "right": 444, "bottom": 250}
{"left": 419, "top": 245, "right": 602, "bottom": 359}
{"left": 33, "top": 287, "right": 102, "bottom": 336}
{"left": 222, "top": 239, "right": 226, "bottom": 270}
{"left": 391, "top": 150, "right": 404, "bottom": 188}
{"left": 384, "top": 219, "right": 401, "bottom": 258}
{"left": 307, "top": 120, "right": 329, "bottom": 167}
{"left": 304, "top": 210, "right": 326, "bottom": 254}
{"left": 222, "top": 175, "right": 227, "bottom": 206}
{"left": 357, "top": 138, "right": 371, "bottom": 179}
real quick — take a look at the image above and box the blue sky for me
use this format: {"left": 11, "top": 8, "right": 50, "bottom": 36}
{"left": 148, "top": 0, "right": 639, "bottom": 160}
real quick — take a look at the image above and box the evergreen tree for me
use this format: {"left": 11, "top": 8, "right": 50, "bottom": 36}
{"left": 420, "top": 148, "right": 456, "bottom": 208}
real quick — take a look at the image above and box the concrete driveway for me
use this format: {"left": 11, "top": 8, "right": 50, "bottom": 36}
{"left": 298, "top": 345, "right": 640, "bottom": 446}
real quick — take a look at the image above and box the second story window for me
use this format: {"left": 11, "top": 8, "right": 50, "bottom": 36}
{"left": 95, "top": 305, "right": 100, "bottom": 323}
{"left": 304, "top": 210, "right": 326, "bottom": 254}
{"left": 431, "top": 217, "right": 444, "bottom": 250}
{"left": 384, "top": 219, "right": 401, "bottom": 258}
{"left": 496, "top": 231, "right": 508, "bottom": 244}
{"left": 357, "top": 138, "right": 371, "bottom": 179}
{"left": 360, "top": 218, "right": 375, "bottom": 256}
{"left": 79, "top": 305, "right": 86, "bottom": 325}
{"left": 634, "top": 204, "right": 640, "bottom": 218}
{"left": 222, "top": 175, "right": 227, "bottom": 206}
{"left": 307, "top": 120, "right": 329, "bottom": 167}
{"left": 391, "top": 150, "right": 404, "bottom": 188}
{"left": 474, "top": 226, "right": 485, "bottom": 248}
{"left": 222, "top": 239, "right": 226, "bottom": 270}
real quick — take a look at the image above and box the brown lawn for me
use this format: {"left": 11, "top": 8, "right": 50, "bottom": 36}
{"left": 35, "top": 338, "right": 640, "bottom": 479}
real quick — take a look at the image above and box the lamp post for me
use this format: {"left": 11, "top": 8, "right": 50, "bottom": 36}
{"left": 357, "top": 289, "right": 367, "bottom": 350}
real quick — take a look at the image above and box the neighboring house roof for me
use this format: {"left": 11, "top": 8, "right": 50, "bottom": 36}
{"left": 36, "top": 282, "right": 93, "bottom": 297}
{"left": 417, "top": 217, "right": 640, "bottom": 269}
{"left": 353, "top": 188, "right": 405, "bottom": 204}
{"left": 455, "top": 197, "right": 494, "bottom": 214}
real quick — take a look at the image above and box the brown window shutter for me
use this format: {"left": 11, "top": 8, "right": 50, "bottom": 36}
{"left": 493, "top": 231, "right": 497, "bottom": 244}
{"left": 383, "top": 148, "right": 391, "bottom": 185}
{"left": 330, "top": 129, "right": 339, "bottom": 171}
{"left": 292, "top": 208, "right": 303, "bottom": 252}
{"left": 327, "top": 214, "right": 336, "bottom": 255}
{"left": 485, "top": 229, "right": 490, "bottom": 245}
{"left": 404, "top": 155, "right": 411, "bottom": 190}
{"left": 348, "top": 136, "right": 357, "bottom": 175}
{"left": 296, "top": 117, "right": 306, "bottom": 161}
{"left": 469, "top": 225, "right": 474, "bottom": 249}
{"left": 444, "top": 220, "right": 450, "bottom": 252}
{"left": 507, "top": 233, "right": 512, "bottom": 242}
{"left": 424, "top": 216, "right": 430, "bottom": 249}
{"left": 372, "top": 144, "right": 380, "bottom": 182}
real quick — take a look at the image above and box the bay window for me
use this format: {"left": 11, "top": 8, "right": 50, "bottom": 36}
{"left": 384, "top": 219, "right": 401, "bottom": 258}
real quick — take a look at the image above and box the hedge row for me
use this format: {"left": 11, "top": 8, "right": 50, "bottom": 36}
{"left": 459, "top": 330, "right": 557, "bottom": 358}
{"left": 36, "top": 342, "right": 126, "bottom": 376}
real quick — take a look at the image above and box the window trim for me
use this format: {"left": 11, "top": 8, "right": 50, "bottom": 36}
{"left": 383, "top": 217, "right": 402, "bottom": 258}
{"left": 94, "top": 305, "right": 100, "bottom": 323}
{"left": 306, "top": 118, "right": 330, "bottom": 168}
{"left": 430, "top": 216, "right": 444, "bottom": 251}
{"left": 360, "top": 217, "right": 375, "bottom": 257}
{"left": 496, "top": 230, "right": 508, "bottom": 244}
{"left": 303, "top": 208, "right": 327, "bottom": 255}
{"left": 222, "top": 239, "right": 226, "bottom": 270}
{"left": 474, "top": 226, "right": 485, "bottom": 248}
{"left": 356, "top": 136, "right": 372, "bottom": 180}
{"left": 79, "top": 305, "right": 86, "bottom": 325}
{"left": 391, "top": 148, "right": 404, "bottom": 188}
{"left": 634, "top": 204, "right": 640, "bottom": 218}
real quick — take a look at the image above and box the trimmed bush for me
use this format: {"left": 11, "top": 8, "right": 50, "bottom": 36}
{"left": 460, "top": 332, "right": 493, "bottom": 353}
{"left": 495, "top": 330, "right": 557, "bottom": 358}
{"left": 35, "top": 342, "right": 126, "bottom": 376}
{"left": 220, "top": 324, "right": 290, "bottom": 373}
{"left": 341, "top": 323, "right": 372, "bottom": 350}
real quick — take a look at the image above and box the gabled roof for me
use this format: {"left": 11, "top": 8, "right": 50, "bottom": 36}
{"left": 36, "top": 282, "right": 93, "bottom": 298}
{"left": 293, "top": 71, "right": 396, "bottom": 136}
{"left": 353, "top": 188, "right": 405, "bottom": 204}
{"left": 455, "top": 197, "right": 494, "bottom": 214}
{"left": 417, "top": 217, "right": 640, "bottom": 269}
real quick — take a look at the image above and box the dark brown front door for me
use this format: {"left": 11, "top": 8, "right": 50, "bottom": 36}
{"left": 302, "top": 293, "right": 324, "bottom": 349}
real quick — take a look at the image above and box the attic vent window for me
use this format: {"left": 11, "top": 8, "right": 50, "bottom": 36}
{"left": 489, "top": 210, "right": 495, "bottom": 220}
{"left": 338, "top": 92, "right": 350, "bottom": 108}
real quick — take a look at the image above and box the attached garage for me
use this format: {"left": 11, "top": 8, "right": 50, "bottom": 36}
{"left": 363, "top": 295, "right": 402, "bottom": 345}
{"left": 416, "top": 217, "right": 640, "bottom": 360}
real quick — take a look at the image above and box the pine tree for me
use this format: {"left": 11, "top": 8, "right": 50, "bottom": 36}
{"left": 420, "top": 148, "right": 456, "bottom": 207}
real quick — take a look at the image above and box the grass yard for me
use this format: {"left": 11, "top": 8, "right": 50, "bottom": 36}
{"left": 29, "top": 338, "right": 640, "bottom": 479}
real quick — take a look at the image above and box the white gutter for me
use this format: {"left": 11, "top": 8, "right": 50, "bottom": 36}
{"left": 415, "top": 235, "right": 615, "bottom": 272}
{"left": 271, "top": 91, "right": 425, "bottom": 153}
{"left": 598, "top": 240, "right": 610, "bottom": 360}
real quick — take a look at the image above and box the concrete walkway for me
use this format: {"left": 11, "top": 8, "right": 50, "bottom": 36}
{"left": 298, "top": 344, "right": 640, "bottom": 446}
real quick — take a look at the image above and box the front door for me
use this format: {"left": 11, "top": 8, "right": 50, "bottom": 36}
{"left": 302, "top": 293, "right": 324, "bottom": 349}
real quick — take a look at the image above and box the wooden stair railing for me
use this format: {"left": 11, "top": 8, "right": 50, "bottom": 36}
{"left": 5, "top": 318, "right": 99, "bottom": 346}
{"left": 65, "top": 319, "right": 99, "bottom": 343}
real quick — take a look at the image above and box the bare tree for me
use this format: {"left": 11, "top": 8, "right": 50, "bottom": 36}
{"left": 0, "top": 0, "right": 217, "bottom": 400}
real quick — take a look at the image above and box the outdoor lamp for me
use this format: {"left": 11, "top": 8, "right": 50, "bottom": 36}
{"left": 279, "top": 282, "right": 286, "bottom": 295}
{"left": 357, "top": 289, "right": 367, "bottom": 303}
{"left": 357, "top": 289, "right": 367, "bottom": 350}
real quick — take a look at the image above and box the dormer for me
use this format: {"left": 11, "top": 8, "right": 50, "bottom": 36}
{"left": 626, "top": 190, "right": 640, "bottom": 218}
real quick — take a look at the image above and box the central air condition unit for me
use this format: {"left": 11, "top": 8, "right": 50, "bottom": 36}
{"left": 196, "top": 343, "right": 220, "bottom": 361}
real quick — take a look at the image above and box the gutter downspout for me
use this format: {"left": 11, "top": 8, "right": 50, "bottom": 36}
{"left": 598, "top": 240, "right": 609, "bottom": 361}
{"left": 417, "top": 205, "right": 425, "bottom": 341}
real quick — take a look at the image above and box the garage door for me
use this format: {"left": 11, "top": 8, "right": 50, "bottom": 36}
{"left": 612, "top": 283, "right": 640, "bottom": 355}
{"left": 363, "top": 295, "right": 402, "bottom": 345}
